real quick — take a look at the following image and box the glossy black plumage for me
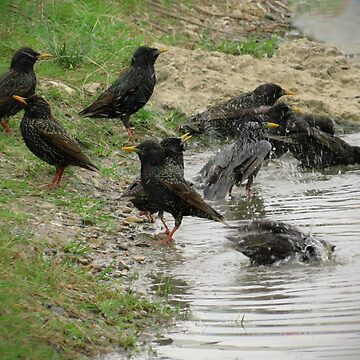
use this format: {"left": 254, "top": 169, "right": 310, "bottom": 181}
{"left": 14, "top": 95, "right": 98, "bottom": 189}
{"left": 80, "top": 46, "right": 166, "bottom": 136}
{"left": 0, "top": 47, "right": 50, "bottom": 134}
{"left": 182, "top": 83, "right": 292, "bottom": 135}
{"left": 121, "top": 137, "right": 187, "bottom": 223}
{"left": 123, "top": 140, "right": 225, "bottom": 243}
{"left": 270, "top": 119, "right": 360, "bottom": 168}
{"left": 227, "top": 219, "right": 335, "bottom": 265}
{"left": 199, "top": 119, "right": 274, "bottom": 200}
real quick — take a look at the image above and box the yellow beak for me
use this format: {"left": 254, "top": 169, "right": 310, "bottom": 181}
{"left": 180, "top": 132, "right": 192, "bottom": 142}
{"left": 12, "top": 95, "right": 27, "bottom": 104}
{"left": 159, "top": 48, "right": 168, "bottom": 53}
{"left": 263, "top": 122, "right": 280, "bottom": 129}
{"left": 285, "top": 90, "right": 296, "bottom": 96}
{"left": 37, "top": 53, "right": 52, "bottom": 60}
{"left": 122, "top": 146, "right": 137, "bottom": 153}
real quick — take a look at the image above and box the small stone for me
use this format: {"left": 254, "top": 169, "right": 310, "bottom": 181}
{"left": 154, "top": 337, "right": 173, "bottom": 346}
{"left": 89, "top": 237, "right": 102, "bottom": 249}
{"left": 83, "top": 82, "right": 102, "bottom": 95}
{"left": 122, "top": 207, "right": 133, "bottom": 214}
{"left": 47, "top": 80, "right": 76, "bottom": 95}
{"left": 121, "top": 220, "right": 130, "bottom": 226}
{"left": 117, "top": 243, "right": 130, "bottom": 251}
{"left": 133, "top": 255, "right": 145, "bottom": 263}
{"left": 90, "top": 263, "right": 103, "bottom": 272}
{"left": 126, "top": 216, "right": 144, "bottom": 224}
{"left": 78, "top": 257, "right": 91, "bottom": 265}
{"left": 117, "top": 260, "right": 130, "bottom": 270}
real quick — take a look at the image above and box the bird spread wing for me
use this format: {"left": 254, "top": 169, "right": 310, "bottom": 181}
{"left": 203, "top": 140, "right": 271, "bottom": 200}
{"left": 162, "top": 179, "right": 224, "bottom": 223}
{"left": 80, "top": 66, "right": 146, "bottom": 116}
{"left": 35, "top": 117, "right": 92, "bottom": 164}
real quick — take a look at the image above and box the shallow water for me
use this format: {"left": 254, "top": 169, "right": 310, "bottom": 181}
{"left": 134, "top": 132, "right": 360, "bottom": 360}
{"left": 292, "top": 0, "right": 360, "bottom": 63}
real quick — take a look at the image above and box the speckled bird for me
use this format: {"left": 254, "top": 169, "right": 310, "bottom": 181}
{"left": 0, "top": 47, "right": 51, "bottom": 134}
{"left": 121, "top": 133, "right": 192, "bottom": 229}
{"left": 80, "top": 46, "right": 167, "bottom": 137}
{"left": 227, "top": 219, "right": 335, "bottom": 265}
{"left": 284, "top": 120, "right": 360, "bottom": 168}
{"left": 13, "top": 95, "right": 98, "bottom": 189}
{"left": 182, "top": 83, "right": 294, "bottom": 135}
{"left": 122, "top": 140, "right": 225, "bottom": 243}
{"left": 199, "top": 118, "right": 279, "bottom": 200}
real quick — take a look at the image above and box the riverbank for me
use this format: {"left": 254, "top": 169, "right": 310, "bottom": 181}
{"left": 1, "top": 1, "right": 360, "bottom": 359}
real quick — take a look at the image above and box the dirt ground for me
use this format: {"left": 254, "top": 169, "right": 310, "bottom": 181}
{"left": 153, "top": 38, "right": 360, "bottom": 127}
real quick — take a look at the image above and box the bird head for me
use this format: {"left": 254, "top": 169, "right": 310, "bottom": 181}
{"left": 10, "top": 47, "right": 52, "bottom": 71}
{"left": 12, "top": 94, "right": 52, "bottom": 118}
{"left": 254, "top": 83, "right": 296, "bottom": 105}
{"left": 122, "top": 140, "right": 166, "bottom": 166}
{"left": 131, "top": 46, "right": 167, "bottom": 66}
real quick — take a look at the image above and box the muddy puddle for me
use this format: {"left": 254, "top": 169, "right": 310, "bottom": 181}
{"left": 105, "top": 132, "right": 360, "bottom": 360}
{"left": 292, "top": 0, "right": 360, "bottom": 63}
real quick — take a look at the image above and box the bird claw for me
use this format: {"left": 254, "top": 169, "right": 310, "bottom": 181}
{"left": 153, "top": 232, "right": 175, "bottom": 245}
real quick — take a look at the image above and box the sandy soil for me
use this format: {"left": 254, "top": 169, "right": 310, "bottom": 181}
{"left": 153, "top": 38, "right": 360, "bottom": 127}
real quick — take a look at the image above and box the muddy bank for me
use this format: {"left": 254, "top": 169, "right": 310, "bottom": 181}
{"left": 153, "top": 38, "right": 360, "bottom": 127}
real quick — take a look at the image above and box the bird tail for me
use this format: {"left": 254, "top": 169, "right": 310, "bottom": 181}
{"left": 85, "top": 162, "right": 100, "bottom": 173}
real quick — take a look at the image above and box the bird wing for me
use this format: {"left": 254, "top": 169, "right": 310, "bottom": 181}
{"left": 35, "top": 117, "right": 94, "bottom": 166}
{"left": 0, "top": 70, "right": 34, "bottom": 98}
{"left": 79, "top": 66, "right": 145, "bottom": 116}
{"left": 162, "top": 178, "right": 224, "bottom": 223}
{"left": 203, "top": 140, "right": 271, "bottom": 200}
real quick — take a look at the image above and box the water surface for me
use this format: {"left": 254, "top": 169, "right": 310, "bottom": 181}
{"left": 143, "top": 132, "right": 360, "bottom": 359}
{"left": 292, "top": 0, "right": 360, "bottom": 63}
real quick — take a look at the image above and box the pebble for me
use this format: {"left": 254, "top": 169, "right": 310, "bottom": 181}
{"left": 126, "top": 216, "right": 144, "bottom": 224}
{"left": 122, "top": 207, "right": 133, "bottom": 214}
{"left": 133, "top": 255, "right": 145, "bottom": 263}
{"left": 117, "top": 260, "right": 130, "bottom": 270}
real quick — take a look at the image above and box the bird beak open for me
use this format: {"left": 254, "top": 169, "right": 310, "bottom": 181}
{"left": 158, "top": 48, "right": 168, "bottom": 54}
{"left": 37, "top": 53, "right": 52, "bottom": 60}
{"left": 12, "top": 95, "right": 27, "bottom": 104}
{"left": 263, "top": 122, "right": 280, "bottom": 129}
{"left": 180, "top": 132, "right": 192, "bottom": 143}
{"left": 122, "top": 145, "right": 138, "bottom": 153}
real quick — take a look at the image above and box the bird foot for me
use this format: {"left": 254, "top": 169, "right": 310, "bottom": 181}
{"left": 152, "top": 232, "right": 175, "bottom": 245}
{"left": 38, "top": 182, "right": 61, "bottom": 190}
{"left": 138, "top": 211, "right": 155, "bottom": 223}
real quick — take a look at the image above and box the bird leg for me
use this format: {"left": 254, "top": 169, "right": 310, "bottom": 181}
{"left": 0, "top": 119, "right": 13, "bottom": 135}
{"left": 139, "top": 210, "right": 155, "bottom": 223}
{"left": 41, "top": 166, "right": 65, "bottom": 190}
{"left": 126, "top": 127, "right": 134, "bottom": 137}
{"left": 158, "top": 211, "right": 171, "bottom": 234}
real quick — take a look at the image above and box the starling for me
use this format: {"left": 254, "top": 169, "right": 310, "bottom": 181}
{"left": 182, "top": 83, "right": 294, "bottom": 135}
{"left": 13, "top": 95, "right": 98, "bottom": 189}
{"left": 121, "top": 133, "right": 192, "bottom": 229}
{"left": 0, "top": 47, "right": 51, "bottom": 134}
{"left": 199, "top": 118, "right": 279, "bottom": 200}
{"left": 227, "top": 219, "right": 335, "bottom": 265}
{"left": 122, "top": 140, "right": 225, "bottom": 243}
{"left": 287, "top": 111, "right": 336, "bottom": 136}
{"left": 80, "top": 46, "right": 167, "bottom": 137}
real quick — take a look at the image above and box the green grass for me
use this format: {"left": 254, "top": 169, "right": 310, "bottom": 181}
{"left": 0, "top": 225, "right": 174, "bottom": 360}
{"left": 0, "top": 1, "right": 286, "bottom": 358}
{"left": 199, "top": 35, "right": 281, "bottom": 59}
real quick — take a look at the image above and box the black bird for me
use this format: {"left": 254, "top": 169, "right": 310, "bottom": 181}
{"left": 271, "top": 120, "right": 360, "bottom": 168}
{"left": 121, "top": 133, "right": 192, "bottom": 228}
{"left": 287, "top": 111, "right": 336, "bottom": 136}
{"left": 0, "top": 47, "right": 51, "bottom": 134}
{"left": 182, "top": 83, "right": 294, "bottom": 135}
{"left": 122, "top": 140, "right": 225, "bottom": 243}
{"left": 227, "top": 219, "right": 335, "bottom": 265}
{"left": 13, "top": 95, "right": 98, "bottom": 189}
{"left": 199, "top": 118, "right": 279, "bottom": 200}
{"left": 80, "top": 46, "right": 167, "bottom": 137}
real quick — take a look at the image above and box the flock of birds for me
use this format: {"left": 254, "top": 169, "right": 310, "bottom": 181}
{"left": 2, "top": 45, "right": 358, "bottom": 264}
